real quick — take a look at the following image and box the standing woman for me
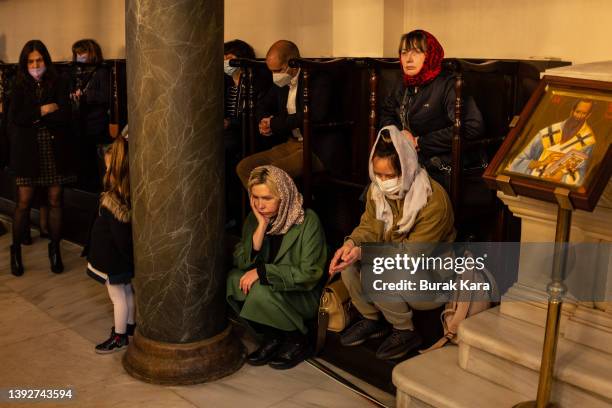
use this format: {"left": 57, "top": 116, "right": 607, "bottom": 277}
{"left": 8, "top": 40, "right": 75, "bottom": 276}
{"left": 71, "top": 39, "right": 110, "bottom": 191}
{"left": 380, "top": 29, "right": 484, "bottom": 190}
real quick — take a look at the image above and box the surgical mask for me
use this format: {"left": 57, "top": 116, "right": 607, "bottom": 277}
{"left": 224, "top": 60, "right": 238, "bottom": 76}
{"left": 376, "top": 176, "right": 401, "bottom": 195}
{"left": 28, "top": 66, "right": 46, "bottom": 81}
{"left": 272, "top": 72, "right": 292, "bottom": 88}
{"left": 76, "top": 55, "right": 88, "bottom": 63}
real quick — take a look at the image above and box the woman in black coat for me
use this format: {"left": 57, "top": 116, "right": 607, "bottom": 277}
{"left": 380, "top": 30, "right": 485, "bottom": 190}
{"left": 8, "top": 40, "right": 75, "bottom": 276}
{"left": 70, "top": 39, "right": 110, "bottom": 192}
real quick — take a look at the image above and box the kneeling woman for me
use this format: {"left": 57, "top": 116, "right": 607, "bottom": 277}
{"left": 227, "top": 166, "right": 326, "bottom": 369}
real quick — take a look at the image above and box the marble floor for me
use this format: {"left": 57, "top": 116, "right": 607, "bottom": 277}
{"left": 0, "top": 224, "right": 394, "bottom": 408}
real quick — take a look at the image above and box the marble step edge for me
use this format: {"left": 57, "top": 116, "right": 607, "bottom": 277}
{"left": 571, "top": 305, "right": 612, "bottom": 329}
{"left": 458, "top": 339, "right": 612, "bottom": 408}
{"left": 563, "top": 315, "right": 612, "bottom": 356}
{"left": 392, "top": 347, "right": 529, "bottom": 408}
{"left": 501, "top": 283, "right": 579, "bottom": 309}
{"left": 457, "top": 308, "right": 612, "bottom": 400}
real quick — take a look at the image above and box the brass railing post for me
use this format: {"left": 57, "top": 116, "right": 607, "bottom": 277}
{"left": 515, "top": 189, "right": 573, "bottom": 408}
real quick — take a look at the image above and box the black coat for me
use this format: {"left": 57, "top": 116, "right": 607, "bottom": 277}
{"left": 72, "top": 65, "right": 110, "bottom": 144}
{"left": 256, "top": 71, "right": 332, "bottom": 140}
{"left": 7, "top": 73, "right": 74, "bottom": 178}
{"left": 87, "top": 192, "right": 134, "bottom": 284}
{"left": 380, "top": 72, "right": 485, "bottom": 164}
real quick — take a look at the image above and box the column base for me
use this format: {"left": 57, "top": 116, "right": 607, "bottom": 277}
{"left": 123, "top": 325, "right": 245, "bottom": 385}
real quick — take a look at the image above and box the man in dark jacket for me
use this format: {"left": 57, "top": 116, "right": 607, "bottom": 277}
{"left": 236, "top": 40, "right": 331, "bottom": 187}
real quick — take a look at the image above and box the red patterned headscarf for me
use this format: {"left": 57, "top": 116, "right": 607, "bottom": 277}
{"left": 401, "top": 30, "right": 444, "bottom": 87}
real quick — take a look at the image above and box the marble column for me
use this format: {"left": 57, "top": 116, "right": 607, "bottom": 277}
{"left": 122, "top": 0, "right": 245, "bottom": 384}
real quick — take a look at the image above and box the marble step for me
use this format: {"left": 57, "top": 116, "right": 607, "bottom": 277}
{"left": 458, "top": 308, "right": 612, "bottom": 407}
{"left": 392, "top": 347, "right": 528, "bottom": 408}
{"left": 564, "top": 305, "right": 612, "bottom": 355}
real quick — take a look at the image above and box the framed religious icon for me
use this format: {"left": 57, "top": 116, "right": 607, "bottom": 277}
{"left": 484, "top": 75, "right": 612, "bottom": 211}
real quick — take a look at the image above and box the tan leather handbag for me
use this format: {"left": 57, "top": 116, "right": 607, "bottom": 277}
{"left": 315, "top": 276, "right": 352, "bottom": 354}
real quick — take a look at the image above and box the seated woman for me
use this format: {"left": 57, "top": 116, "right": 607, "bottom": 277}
{"left": 380, "top": 29, "right": 484, "bottom": 190}
{"left": 329, "top": 126, "right": 456, "bottom": 360}
{"left": 227, "top": 165, "right": 326, "bottom": 369}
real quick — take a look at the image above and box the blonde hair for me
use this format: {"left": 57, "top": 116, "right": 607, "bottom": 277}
{"left": 103, "top": 137, "right": 130, "bottom": 207}
{"left": 247, "top": 167, "right": 279, "bottom": 198}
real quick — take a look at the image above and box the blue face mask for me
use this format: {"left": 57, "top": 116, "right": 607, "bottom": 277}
{"left": 224, "top": 59, "right": 239, "bottom": 76}
{"left": 76, "top": 55, "right": 88, "bottom": 63}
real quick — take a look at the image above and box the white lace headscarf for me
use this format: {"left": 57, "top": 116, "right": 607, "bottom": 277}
{"left": 249, "top": 165, "right": 304, "bottom": 235}
{"left": 368, "top": 125, "right": 432, "bottom": 234}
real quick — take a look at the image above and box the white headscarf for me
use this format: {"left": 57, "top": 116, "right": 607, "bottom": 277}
{"left": 368, "top": 125, "right": 432, "bottom": 234}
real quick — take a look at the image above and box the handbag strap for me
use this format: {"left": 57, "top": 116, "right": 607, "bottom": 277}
{"left": 315, "top": 309, "right": 329, "bottom": 355}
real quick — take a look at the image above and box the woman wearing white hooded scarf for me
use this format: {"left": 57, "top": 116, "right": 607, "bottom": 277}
{"left": 329, "top": 125, "right": 456, "bottom": 360}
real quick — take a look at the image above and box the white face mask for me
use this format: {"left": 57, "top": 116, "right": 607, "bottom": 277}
{"left": 28, "top": 66, "right": 46, "bottom": 81}
{"left": 376, "top": 176, "right": 401, "bottom": 196}
{"left": 76, "top": 54, "right": 88, "bottom": 63}
{"left": 224, "top": 59, "right": 239, "bottom": 76}
{"left": 272, "top": 72, "right": 292, "bottom": 88}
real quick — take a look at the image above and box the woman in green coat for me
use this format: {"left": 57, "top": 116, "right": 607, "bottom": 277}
{"left": 227, "top": 165, "right": 326, "bottom": 370}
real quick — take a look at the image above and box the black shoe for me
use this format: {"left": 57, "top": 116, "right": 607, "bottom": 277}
{"left": 340, "top": 319, "right": 390, "bottom": 347}
{"left": 268, "top": 338, "right": 310, "bottom": 370}
{"left": 246, "top": 337, "right": 283, "bottom": 366}
{"left": 95, "top": 328, "right": 129, "bottom": 354}
{"left": 48, "top": 241, "right": 64, "bottom": 274}
{"left": 10, "top": 244, "right": 24, "bottom": 276}
{"left": 375, "top": 329, "right": 422, "bottom": 360}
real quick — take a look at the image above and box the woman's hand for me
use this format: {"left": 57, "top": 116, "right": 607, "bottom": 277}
{"left": 250, "top": 196, "right": 269, "bottom": 251}
{"left": 239, "top": 268, "right": 259, "bottom": 294}
{"left": 40, "top": 103, "right": 59, "bottom": 116}
{"left": 329, "top": 240, "right": 361, "bottom": 276}
{"left": 259, "top": 116, "right": 273, "bottom": 136}
{"left": 250, "top": 195, "right": 270, "bottom": 227}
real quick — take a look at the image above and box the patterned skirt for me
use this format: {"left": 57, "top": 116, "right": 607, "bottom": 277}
{"left": 15, "top": 128, "right": 77, "bottom": 187}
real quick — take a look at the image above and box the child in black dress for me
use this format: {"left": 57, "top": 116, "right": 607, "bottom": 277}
{"left": 86, "top": 136, "right": 135, "bottom": 353}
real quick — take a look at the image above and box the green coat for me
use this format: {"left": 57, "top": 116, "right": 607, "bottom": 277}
{"left": 226, "top": 209, "right": 327, "bottom": 334}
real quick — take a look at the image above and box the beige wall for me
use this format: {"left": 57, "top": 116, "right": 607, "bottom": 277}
{"left": 225, "top": 0, "right": 403, "bottom": 58}
{"left": 0, "top": 0, "right": 125, "bottom": 63}
{"left": 1, "top": 1, "right": 609, "bottom": 64}
{"left": 332, "top": 0, "right": 384, "bottom": 57}
{"left": 224, "top": 0, "right": 333, "bottom": 58}
{"left": 404, "top": 0, "right": 612, "bottom": 63}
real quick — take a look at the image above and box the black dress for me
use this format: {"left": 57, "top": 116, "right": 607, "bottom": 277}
{"left": 8, "top": 74, "right": 76, "bottom": 186}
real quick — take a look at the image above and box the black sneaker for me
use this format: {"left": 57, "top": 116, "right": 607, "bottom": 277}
{"left": 340, "top": 319, "right": 390, "bottom": 347}
{"left": 95, "top": 329, "right": 129, "bottom": 354}
{"left": 375, "top": 329, "right": 422, "bottom": 360}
